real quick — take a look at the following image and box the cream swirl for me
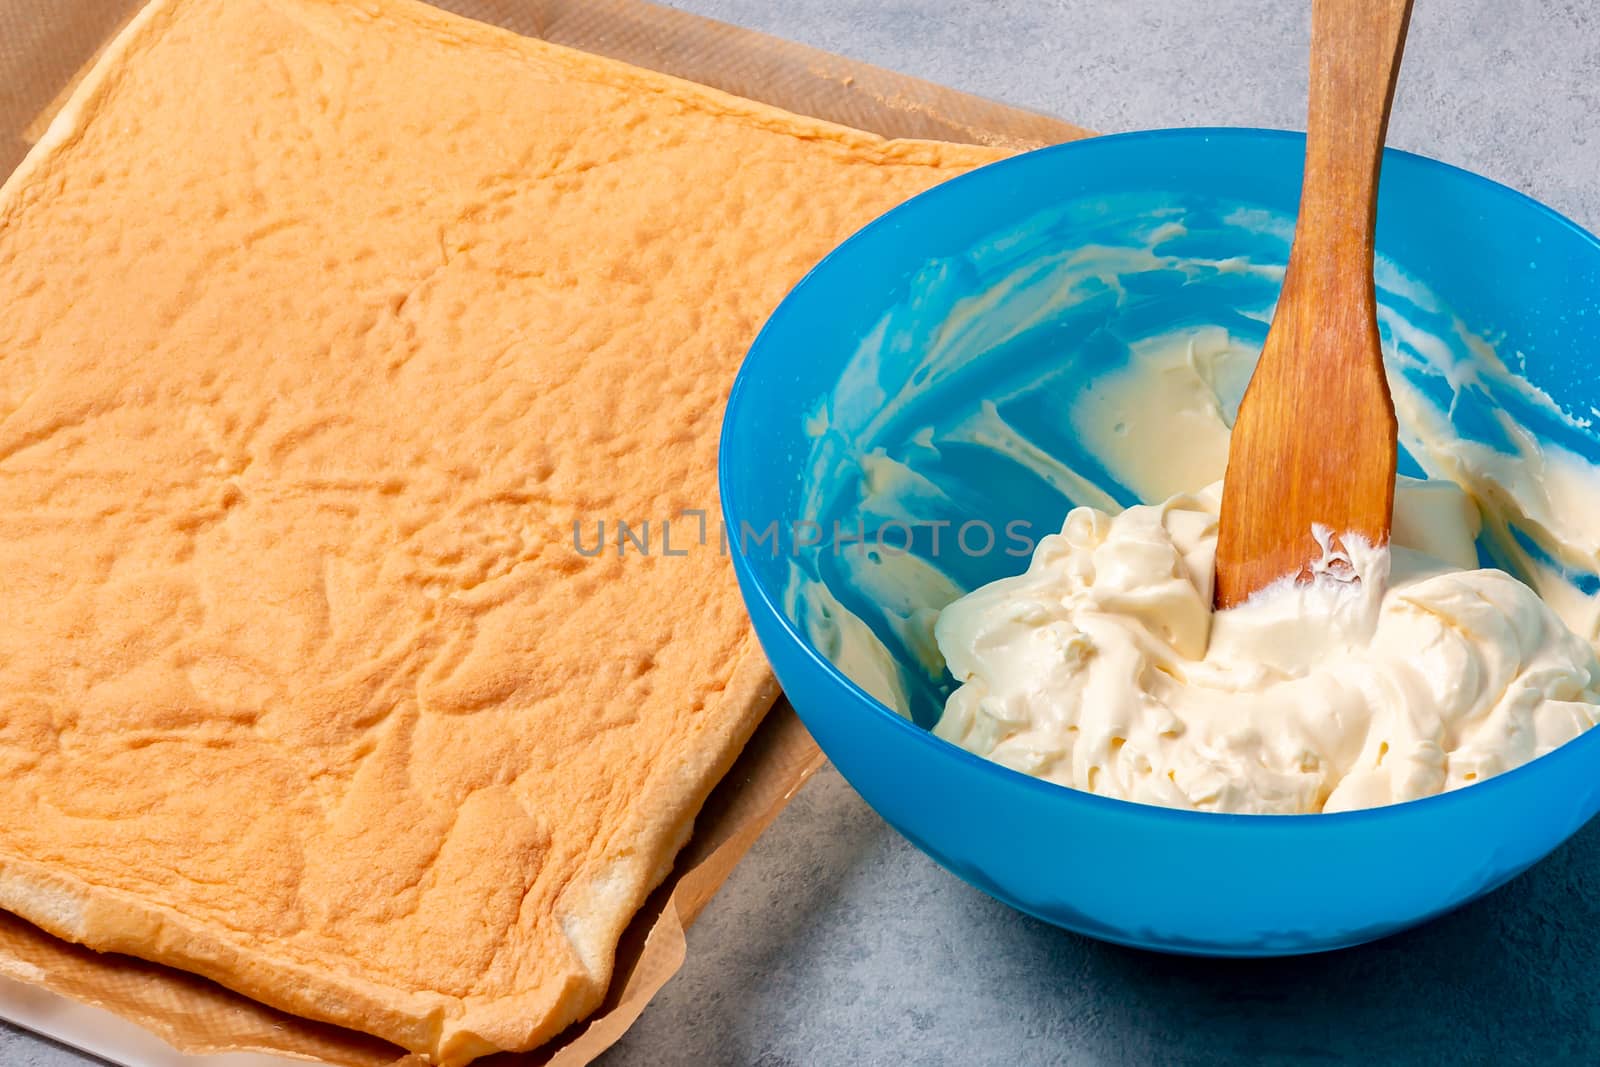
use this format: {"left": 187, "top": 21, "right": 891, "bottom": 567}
{"left": 934, "top": 484, "right": 1600, "bottom": 813}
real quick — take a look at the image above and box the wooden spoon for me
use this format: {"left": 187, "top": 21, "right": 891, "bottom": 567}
{"left": 1213, "top": 0, "right": 1414, "bottom": 609}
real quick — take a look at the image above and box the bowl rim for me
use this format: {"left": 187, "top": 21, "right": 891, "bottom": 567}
{"left": 718, "top": 124, "right": 1600, "bottom": 828}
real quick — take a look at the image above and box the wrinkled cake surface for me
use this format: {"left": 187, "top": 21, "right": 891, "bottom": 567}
{"left": 0, "top": 0, "right": 1004, "bottom": 1060}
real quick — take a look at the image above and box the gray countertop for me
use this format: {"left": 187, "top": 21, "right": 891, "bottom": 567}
{"left": 5, "top": 1, "right": 1600, "bottom": 1065}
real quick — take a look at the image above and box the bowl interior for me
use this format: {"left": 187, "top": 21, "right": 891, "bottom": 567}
{"left": 725, "top": 128, "right": 1600, "bottom": 734}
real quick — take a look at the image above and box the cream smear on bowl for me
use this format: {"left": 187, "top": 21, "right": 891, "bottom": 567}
{"left": 782, "top": 196, "right": 1600, "bottom": 813}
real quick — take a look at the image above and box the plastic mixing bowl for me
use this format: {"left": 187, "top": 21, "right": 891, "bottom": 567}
{"left": 719, "top": 128, "right": 1600, "bottom": 956}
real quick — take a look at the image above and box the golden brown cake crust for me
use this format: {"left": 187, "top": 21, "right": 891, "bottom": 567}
{"left": 0, "top": 0, "right": 1005, "bottom": 1060}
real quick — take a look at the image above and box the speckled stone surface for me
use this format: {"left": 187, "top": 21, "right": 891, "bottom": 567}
{"left": 5, "top": 1, "right": 1600, "bottom": 1065}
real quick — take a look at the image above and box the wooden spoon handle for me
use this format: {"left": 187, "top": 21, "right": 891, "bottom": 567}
{"left": 1295, "top": 0, "right": 1414, "bottom": 284}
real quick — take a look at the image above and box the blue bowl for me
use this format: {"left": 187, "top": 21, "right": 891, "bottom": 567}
{"left": 719, "top": 128, "right": 1600, "bottom": 956}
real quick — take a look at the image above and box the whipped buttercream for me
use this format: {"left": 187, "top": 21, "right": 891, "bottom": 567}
{"left": 934, "top": 484, "right": 1600, "bottom": 813}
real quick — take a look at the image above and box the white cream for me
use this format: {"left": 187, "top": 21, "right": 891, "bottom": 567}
{"left": 1392, "top": 377, "right": 1600, "bottom": 645}
{"left": 1070, "top": 326, "right": 1255, "bottom": 503}
{"left": 934, "top": 485, "right": 1600, "bottom": 814}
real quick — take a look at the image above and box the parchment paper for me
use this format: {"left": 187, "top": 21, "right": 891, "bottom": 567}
{"left": 0, "top": 1, "right": 1090, "bottom": 1063}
